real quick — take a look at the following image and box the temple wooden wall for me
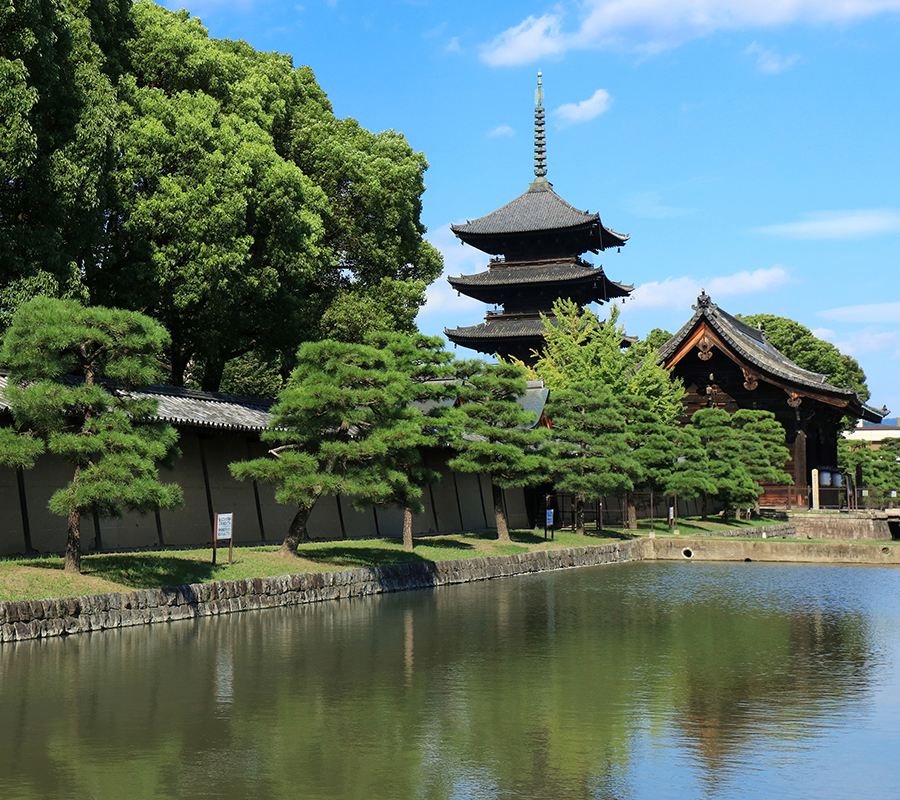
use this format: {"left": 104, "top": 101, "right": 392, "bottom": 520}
{"left": 0, "top": 433, "right": 530, "bottom": 558}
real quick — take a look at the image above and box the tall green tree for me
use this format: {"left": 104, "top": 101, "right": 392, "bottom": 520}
{"left": 621, "top": 393, "right": 678, "bottom": 529}
{"left": 689, "top": 408, "right": 790, "bottom": 518}
{"left": 0, "top": 0, "right": 126, "bottom": 302}
{"left": 545, "top": 382, "right": 638, "bottom": 535}
{"left": 665, "top": 425, "right": 717, "bottom": 504}
{"left": 446, "top": 361, "right": 550, "bottom": 541}
{"left": 0, "top": 297, "right": 182, "bottom": 573}
{"left": 689, "top": 408, "right": 758, "bottom": 519}
{"left": 526, "top": 299, "right": 683, "bottom": 423}
{"left": 229, "top": 338, "right": 425, "bottom": 556}
{"left": 364, "top": 331, "right": 454, "bottom": 549}
{"left": 839, "top": 437, "right": 900, "bottom": 497}
{"left": 90, "top": 1, "right": 441, "bottom": 390}
{"left": 737, "top": 314, "right": 869, "bottom": 403}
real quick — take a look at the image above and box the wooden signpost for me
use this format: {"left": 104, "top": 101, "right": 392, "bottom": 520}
{"left": 213, "top": 512, "right": 234, "bottom": 565}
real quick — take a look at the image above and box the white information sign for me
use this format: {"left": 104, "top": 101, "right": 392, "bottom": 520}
{"left": 216, "top": 512, "right": 234, "bottom": 540}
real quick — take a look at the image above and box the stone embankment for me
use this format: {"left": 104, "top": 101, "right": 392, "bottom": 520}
{"left": 788, "top": 511, "right": 897, "bottom": 541}
{"left": 4, "top": 527, "right": 900, "bottom": 644}
{"left": 0, "top": 540, "right": 647, "bottom": 644}
{"left": 649, "top": 538, "right": 900, "bottom": 564}
{"left": 689, "top": 523, "right": 796, "bottom": 539}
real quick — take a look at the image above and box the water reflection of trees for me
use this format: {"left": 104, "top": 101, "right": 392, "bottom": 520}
{"left": 0, "top": 562, "right": 882, "bottom": 799}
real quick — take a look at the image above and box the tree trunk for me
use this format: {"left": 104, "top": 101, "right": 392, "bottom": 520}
{"left": 492, "top": 483, "right": 510, "bottom": 542}
{"left": 200, "top": 358, "right": 225, "bottom": 393}
{"left": 169, "top": 348, "right": 191, "bottom": 388}
{"left": 701, "top": 493, "right": 708, "bottom": 521}
{"left": 280, "top": 504, "right": 312, "bottom": 557}
{"left": 575, "top": 495, "right": 585, "bottom": 536}
{"left": 626, "top": 492, "right": 637, "bottom": 531}
{"left": 402, "top": 507, "right": 414, "bottom": 551}
{"left": 65, "top": 508, "right": 82, "bottom": 574}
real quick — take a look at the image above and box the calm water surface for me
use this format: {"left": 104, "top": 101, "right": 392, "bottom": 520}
{"left": 2, "top": 561, "right": 899, "bottom": 799}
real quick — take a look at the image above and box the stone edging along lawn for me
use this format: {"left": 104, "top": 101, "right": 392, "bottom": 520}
{"left": 2, "top": 534, "right": 898, "bottom": 644}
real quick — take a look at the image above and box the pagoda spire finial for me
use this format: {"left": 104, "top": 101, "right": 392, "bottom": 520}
{"left": 532, "top": 71, "right": 548, "bottom": 184}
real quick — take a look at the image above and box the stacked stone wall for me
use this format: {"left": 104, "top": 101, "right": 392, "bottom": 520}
{"left": 689, "top": 523, "right": 797, "bottom": 539}
{"left": 0, "top": 541, "right": 650, "bottom": 644}
{"left": 789, "top": 512, "right": 893, "bottom": 541}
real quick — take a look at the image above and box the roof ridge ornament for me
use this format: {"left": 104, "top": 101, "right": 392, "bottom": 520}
{"left": 693, "top": 290, "right": 714, "bottom": 311}
{"left": 530, "top": 71, "right": 550, "bottom": 190}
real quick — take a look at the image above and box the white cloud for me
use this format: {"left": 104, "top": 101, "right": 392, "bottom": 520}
{"left": 481, "top": 14, "right": 565, "bottom": 66}
{"left": 624, "top": 190, "right": 693, "bottom": 219}
{"left": 481, "top": 1, "right": 900, "bottom": 64}
{"left": 420, "top": 224, "right": 489, "bottom": 321}
{"left": 627, "top": 266, "right": 790, "bottom": 311}
{"left": 831, "top": 327, "right": 900, "bottom": 357}
{"left": 746, "top": 41, "right": 800, "bottom": 73}
{"left": 757, "top": 209, "right": 900, "bottom": 239}
{"left": 446, "top": 36, "right": 460, "bottom": 52}
{"left": 489, "top": 124, "right": 515, "bottom": 137}
{"left": 819, "top": 301, "right": 900, "bottom": 323}
{"left": 555, "top": 89, "right": 611, "bottom": 124}
{"left": 810, "top": 327, "right": 836, "bottom": 340}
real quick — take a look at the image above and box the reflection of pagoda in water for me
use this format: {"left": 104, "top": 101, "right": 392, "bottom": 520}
{"left": 444, "top": 73, "right": 632, "bottom": 364}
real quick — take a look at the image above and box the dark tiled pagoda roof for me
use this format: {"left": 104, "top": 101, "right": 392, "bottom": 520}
{"left": 448, "top": 258, "right": 632, "bottom": 306}
{"left": 450, "top": 181, "right": 629, "bottom": 255}
{"left": 658, "top": 294, "right": 887, "bottom": 423}
{"left": 447, "top": 316, "right": 547, "bottom": 342}
{"left": 0, "top": 373, "right": 274, "bottom": 432}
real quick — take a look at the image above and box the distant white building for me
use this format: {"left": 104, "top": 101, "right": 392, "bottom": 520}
{"left": 844, "top": 418, "right": 900, "bottom": 444}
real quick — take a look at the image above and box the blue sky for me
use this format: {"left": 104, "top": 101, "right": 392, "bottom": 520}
{"left": 162, "top": 0, "right": 900, "bottom": 415}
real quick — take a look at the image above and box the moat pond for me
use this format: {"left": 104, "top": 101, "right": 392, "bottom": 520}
{"left": 2, "top": 561, "right": 899, "bottom": 799}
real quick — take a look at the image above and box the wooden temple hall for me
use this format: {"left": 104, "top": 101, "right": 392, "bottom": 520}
{"left": 445, "top": 72, "right": 631, "bottom": 365}
{"left": 444, "top": 74, "right": 888, "bottom": 499}
{"left": 658, "top": 292, "right": 886, "bottom": 504}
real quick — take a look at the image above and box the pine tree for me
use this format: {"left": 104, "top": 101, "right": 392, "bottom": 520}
{"left": 0, "top": 297, "right": 182, "bottom": 573}
{"left": 621, "top": 393, "right": 678, "bottom": 529}
{"left": 446, "top": 361, "right": 550, "bottom": 542}
{"left": 690, "top": 408, "right": 766, "bottom": 518}
{"left": 364, "top": 331, "right": 454, "bottom": 549}
{"left": 545, "top": 381, "right": 638, "bottom": 535}
{"left": 229, "top": 338, "right": 424, "bottom": 556}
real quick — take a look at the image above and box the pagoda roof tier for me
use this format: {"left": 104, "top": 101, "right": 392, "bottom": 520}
{"left": 445, "top": 313, "right": 637, "bottom": 363}
{"left": 450, "top": 181, "right": 628, "bottom": 257}
{"left": 445, "top": 316, "right": 547, "bottom": 362}
{"left": 447, "top": 257, "right": 632, "bottom": 306}
{"left": 658, "top": 292, "right": 888, "bottom": 423}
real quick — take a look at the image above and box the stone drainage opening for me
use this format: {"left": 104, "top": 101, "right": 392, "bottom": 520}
{"left": 682, "top": 548, "right": 693, "bottom": 559}
{"left": 883, "top": 547, "right": 891, "bottom": 555}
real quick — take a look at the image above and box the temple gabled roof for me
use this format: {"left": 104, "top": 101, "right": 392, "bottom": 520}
{"left": 658, "top": 293, "right": 888, "bottom": 423}
{"left": 0, "top": 373, "right": 274, "bottom": 432}
{"left": 450, "top": 180, "right": 629, "bottom": 255}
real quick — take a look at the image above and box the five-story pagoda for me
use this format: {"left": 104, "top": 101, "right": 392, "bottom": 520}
{"left": 445, "top": 73, "right": 632, "bottom": 363}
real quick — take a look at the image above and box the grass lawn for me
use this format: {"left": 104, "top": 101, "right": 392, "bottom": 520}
{"left": 0, "top": 516, "right": 793, "bottom": 603}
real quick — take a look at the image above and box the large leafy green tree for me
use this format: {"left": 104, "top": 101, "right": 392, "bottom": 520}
{"left": 526, "top": 299, "right": 683, "bottom": 423}
{"left": 229, "top": 339, "right": 426, "bottom": 556}
{"left": 0, "top": 0, "right": 126, "bottom": 307}
{"left": 0, "top": 297, "right": 183, "bottom": 573}
{"left": 90, "top": 2, "right": 442, "bottom": 390}
{"left": 446, "top": 361, "right": 550, "bottom": 541}
{"left": 737, "top": 314, "right": 869, "bottom": 403}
